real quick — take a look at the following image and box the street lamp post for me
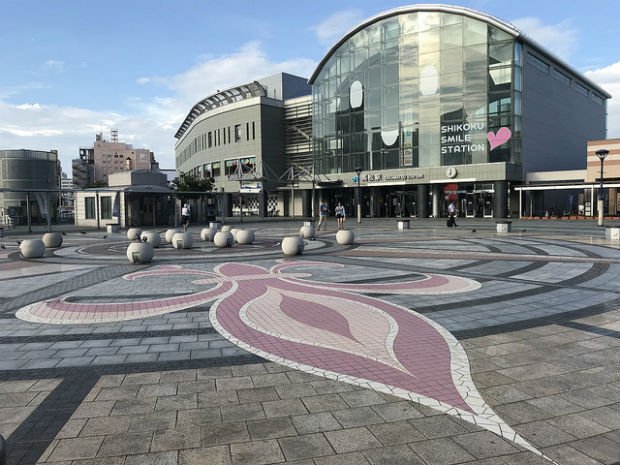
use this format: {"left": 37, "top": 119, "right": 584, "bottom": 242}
{"left": 354, "top": 167, "right": 362, "bottom": 224}
{"left": 596, "top": 149, "right": 609, "bottom": 227}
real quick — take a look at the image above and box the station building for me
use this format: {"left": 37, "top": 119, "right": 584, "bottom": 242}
{"left": 175, "top": 5, "right": 611, "bottom": 219}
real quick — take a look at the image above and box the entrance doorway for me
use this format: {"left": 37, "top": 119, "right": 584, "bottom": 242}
{"left": 464, "top": 184, "right": 494, "bottom": 218}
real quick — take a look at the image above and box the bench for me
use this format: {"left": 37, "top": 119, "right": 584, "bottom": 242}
{"left": 496, "top": 220, "right": 512, "bottom": 233}
{"left": 605, "top": 226, "right": 620, "bottom": 241}
{"left": 397, "top": 219, "right": 410, "bottom": 230}
{"left": 106, "top": 223, "right": 120, "bottom": 233}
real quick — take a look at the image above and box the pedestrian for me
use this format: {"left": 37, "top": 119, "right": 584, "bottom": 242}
{"left": 318, "top": 202, "right": 329, "bottom": 230}
{"left": 182, "top": 203, "right": 191, "bottom": 230}
{"left": 335, "top": 202, "right": 346, "bottom": 230}
{"left": 447, "top": 200, "right": 458, "bottom": 227}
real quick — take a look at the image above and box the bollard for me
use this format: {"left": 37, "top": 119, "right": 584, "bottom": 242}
{"left": 0, "top": 433, "right": 6, "bottom": 465}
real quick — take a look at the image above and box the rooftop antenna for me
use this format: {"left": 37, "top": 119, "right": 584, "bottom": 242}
{"left": 111, "top": 129, "right": 118, "bottom": 143}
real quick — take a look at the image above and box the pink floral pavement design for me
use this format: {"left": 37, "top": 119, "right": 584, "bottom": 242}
{"left": 16, "top": 261, "right": 555, "bottom": 462}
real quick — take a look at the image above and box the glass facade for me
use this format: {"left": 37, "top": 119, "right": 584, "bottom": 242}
{"left": 312, "top": 11, "right": 520, "bottom": 174}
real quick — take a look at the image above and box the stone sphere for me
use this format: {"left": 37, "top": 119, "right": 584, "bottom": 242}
{"left": 172, "top": 232, "right": 193, "bottom": 249}
{"left": 230, "top": 228, "right": 241, "bottom": 242}
{"left": 299, "top": 225, "right": 315, "bottom": 239}
{"left": 282, "top": 236, "right": 304, "bottom": 256}
{"left": 213, "top": 231, "right": 233, "bottom": 248}
{"left": 200, "top": 228, "right": 213, "bottom": 242}
{"left": 336, "top": 230, "right": 355, "bottom": 245}
{"left": 236, "top": 230, "right": 255, "bottom": 245}
{"left": 127, "top": 228, "right": 142, "bottom": 241}
{"left": 164, "top": 228, "right": 181, "bottom": 244}
{"left": 127, "top": 242, "right": 154, "bottom": 264}
{"left": 140, "top": 231, "right": 161, "bottom": 248}
{"left": 41, "top": 232, "right": 63, "bottom": 248}
{"left": 221, "top": 225, "right": 232, "bottom": 233}
{"left": 20, "top": 239, "right": 46, "bottom": 259}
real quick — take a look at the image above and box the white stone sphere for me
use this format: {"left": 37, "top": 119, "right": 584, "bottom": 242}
{"left": 127, "top": 242, "right": 154, "bottom": 264}
{"left": 172, "top": 232, "right": 193, "bottom": 249}
{"left": 20, "top": 239, "right": 46, "bottom": 258}
{"left": 213, "top": 231, "right": 233, "bottom": 248}
{"left": 282, "top": 236, "right": 304, "bottom": 256}
{"left": 221, "top": 225, "right": 232, "bottom": 233}
{"left": 230, "top": 228, "right": 241, "bottom": 242}
{"left": 42, "top": 232, "right": 63, "bottom": 248}
{"left": 200, "top": 228, "right": 213, "bottom": 242}
{"left": 235, "top": 230, "right": 255, "bottom": 245}
{"left": 127, "top": 228, "right": 142, "bottom": 241}
{"left": 140, "top": 231, "right": 161, "bottom": 248}
{"left": 165, "top": 228, "right": 182, "bottom": 243}
{"left": 336, "top": 229, "right": 355, "bottom": 245}
{"left": 299, "top": 225, "right": 315, "bottom": 239}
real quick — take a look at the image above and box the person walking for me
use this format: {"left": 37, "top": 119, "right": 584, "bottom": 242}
{"left": 447, "top": 200, "right": 458, "bottom": 227}
{"left": 182, "top": 203, "right": 191, "bottom": 230}
{"left": 335, "top": 202, "right": 346, "bottom": 230}
{"left": 318, "top": 202, "right": 329, "bottom": 230}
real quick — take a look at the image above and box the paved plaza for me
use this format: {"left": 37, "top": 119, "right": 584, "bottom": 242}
{"left": 0, "top": 218, "right": 619, "bottom": 465}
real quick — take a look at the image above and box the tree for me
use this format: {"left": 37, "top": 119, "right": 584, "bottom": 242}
{"left": 171, "top": 173, "right": 214, "bottom": 198}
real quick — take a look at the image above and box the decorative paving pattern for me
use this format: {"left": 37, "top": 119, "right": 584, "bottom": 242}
{"left": 1, "top": 220, "right": 619, "bottom": 465}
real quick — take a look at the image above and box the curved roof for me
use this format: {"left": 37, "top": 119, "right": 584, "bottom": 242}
{"left": 308, "top": 4, "right": 610, "bottom": 98}
{"left": 175, "top": 81, "right": 267, "bottom": 140}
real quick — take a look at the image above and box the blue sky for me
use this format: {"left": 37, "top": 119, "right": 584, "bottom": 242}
{"left": 1, "top": 0, "right": 618, "bottom": 173}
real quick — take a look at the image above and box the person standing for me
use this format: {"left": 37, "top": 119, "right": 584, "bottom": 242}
{"left": 182, "top": 203, "right": 191, "bottom": 230}
{"left": 318, "top": 202, "right": 329, "bottom": 230}
{"left": 335, "top": 202, "right": 346, "bottom": 230}
{"left": 447, "top": 200, "right": 458, "bottom": 227}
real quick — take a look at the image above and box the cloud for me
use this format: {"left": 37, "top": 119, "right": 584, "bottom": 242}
{"left": 511, "top": 17, "right": 579, "bottom": 62}
{"left": 0, "top": 42, "right": 317, "bottom": 173}
{"left": 310, "top": 9, "right": 365, "bottom": 47}
{"left": 585, "top": 60, "right": 620, "bottom": 138}
{"left": 43, "top": 60, "right": 65, "bottom": 73}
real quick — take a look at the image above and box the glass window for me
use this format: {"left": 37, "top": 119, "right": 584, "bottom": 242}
{"left": 100, "top": 197, "right": 112, "bottom": 219}
{"left": 489, "top": 41, "right": 513, "bottom": 67}
{"left": 213, "top": 162, "right": 221, "bottom": 177}
{"left": 235, "top": 124, "right": 242, "bottom": 142}
{"left": 85, "top": 197, "right": 96, "bottom": 219}
{"left": 441, "top": 24, "right": 463, "bottom": 49}
{"left": 463, "top": 18, "right": 486, "bottom": 45}
{"left": 225, "top": 159, "right": 238, "bottom": 176}
{"left": 552, "top": 68, "right": 571, "bottom": 85}
{"left": 383, "top": 62, "right": 399, "bottom": 85}
{"left": 400, "top": 13, "right": 419, "bottom": 35}
{"left": 591, "top": 93, "right": 604, "bottom": 105}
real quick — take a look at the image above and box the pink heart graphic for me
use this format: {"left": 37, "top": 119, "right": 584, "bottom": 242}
{"left": 487, "top": 127, "right": 512, "bottom": 150}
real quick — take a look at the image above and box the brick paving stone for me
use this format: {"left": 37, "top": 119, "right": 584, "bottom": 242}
{"left": 201, "top": 421, "right": 250, "bottom": 446}
{"left": 47, "top": 436, "right": 104, "bottom": 462}
{"left": 313, "top": 452, "right": 371, "bottom": 465}
{"left": 237, "top": 386, "right": 279, "bottom": 404}
{"left": 291, "top": 412, "right": 343, "bottom": 435}
{"left": 179, "top": 445, "right": 231, "bottom": 465}
{"left": 129, "top": 411, "right": 177, "bottom": 432}
{"left": 151, "top": 427, "right": 202, "bottom": 452}
{"left": 110, "top": 397, "right": 156, "bottom": 416}
{"left": 362, "top": 444, "right": 425, "bottom": 465}
{"left": 79, "top": 415, "right": 132, "bottom": 436}
{"left": 155, "top": 393, "right": 198, "bottom": 412}
{"left": 324, "top": 427, "right": 382, "bottom": 454}
{"left": 452, "top": 431, "right": 520, "bottom": 459}
{"left": 229, "top": 439, "right": 285, "bottom": 465}
{"left": 408, "top": 415, "right": 470, "bottom": 439}
{"left": 370, "top": 401, "right": 424, "bottom": 422}
{"left": 221, "top": 402, "right": 265, "bottom": 423}
{"left": 279, "top": 433, "right": 335, "bottom": 461}
{"left": 72, "top": 400, "right": 115, "bottom": 419}
{"left": 367, "top": 421, "right": 425, "bottom": 446}
{"left": 247, "top": 416, "right": 298, "bottom": 441}
{"left": 338, "top": 389, "right": 388, "bottom": 408}
{"left": 97, "top": 432, "right": 153, "bottom": 457}
{"left": 262, "top": 398, "right": 308, "bottom": 418}
{"left": 125, "top": 451, "right": 179, "bottom": 465}
{"left": 332, "top": 406, "right": 385, "bottom": 428}
{"left": 542, "top": 444, "right": 607, "bottom": 465}
{"left": 301, "top": 394, "right": 349, "bottom": 413}
{"left": 138, "top": 382, "right": 178, "bottom": 397}
{"left": 409, "top": 437, "right": 477, "bottom": 465}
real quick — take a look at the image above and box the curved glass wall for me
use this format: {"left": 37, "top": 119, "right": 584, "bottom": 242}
{"left": 312, "top": 11, "right": 519, "bottom": 174}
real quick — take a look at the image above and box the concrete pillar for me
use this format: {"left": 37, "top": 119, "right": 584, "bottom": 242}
{"left": 432, "top": 184, "right": 441, "bottom": 218}
{"left": 301, "top": 190, "right": 312, "bottom": 218}
{"left": 416, "top": 184, "right": 428, "bottom": 218}
{"left": 221, "top": 193, "right": 233, "bottom": 218}
{"left": 258, "top": 191, "right": 267, "bottom": 217}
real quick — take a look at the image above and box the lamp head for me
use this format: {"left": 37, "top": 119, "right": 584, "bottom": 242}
{"left": 354, "top": 167, "right": 362, "bottom": 175}
{"left": 595, "top": 149, "right": 609, "bottom": 161}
